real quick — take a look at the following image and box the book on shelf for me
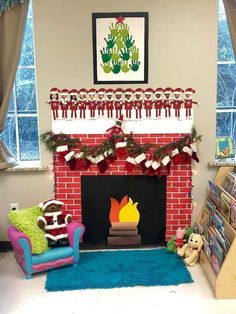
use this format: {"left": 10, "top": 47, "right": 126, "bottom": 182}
{"left": 219, "top": 192, "right": 231, "bottom": 223}
{"left": 197, "top": 197, "right": 233, "bottom": 275}
{"left": 208, "top": 181, "right": 220, "bottom": 206}
{"left": 230, "top": 199, "right": 236, "bottom": 229}
{"left": 223, "top": 171, "right": 236, "bottom": 198}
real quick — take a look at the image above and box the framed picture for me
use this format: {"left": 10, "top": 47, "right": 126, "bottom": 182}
{"left": 215, "top": 136, "right": 235, "bottom": 160}
{"left": 92, "top": 12, "right": 148, "bottom": 84}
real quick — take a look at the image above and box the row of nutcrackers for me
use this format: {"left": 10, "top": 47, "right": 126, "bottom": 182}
{"left": 48, "top": 87, "right": 198, "bottom": 120}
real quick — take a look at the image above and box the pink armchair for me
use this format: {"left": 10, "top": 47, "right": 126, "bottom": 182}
{"left": 7, "top": 222, "right": 85, "bottom": 279}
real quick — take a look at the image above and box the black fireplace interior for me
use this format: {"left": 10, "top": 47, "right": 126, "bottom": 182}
{"left": 81, "top": 175, "right": 166, "bottom": 246}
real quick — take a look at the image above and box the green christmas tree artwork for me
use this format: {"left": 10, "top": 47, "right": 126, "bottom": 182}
{"left": 100, "top": 15, "right": 141, "bottom": 75}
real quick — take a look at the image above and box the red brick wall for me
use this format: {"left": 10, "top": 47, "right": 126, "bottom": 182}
{"left": 54, "top": 133, "right": 192, "bottom": 241}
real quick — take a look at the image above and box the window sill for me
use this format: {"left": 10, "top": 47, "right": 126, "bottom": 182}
{"left": 208, "top": 160, "right": 236, "bottom": 167}
{"left": 4, "top": 166, "right": 49, "bottom": 173}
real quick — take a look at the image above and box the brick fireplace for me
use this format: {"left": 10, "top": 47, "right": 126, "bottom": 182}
{"left": 54, "top": 133, "right": 192, "bottom": 242}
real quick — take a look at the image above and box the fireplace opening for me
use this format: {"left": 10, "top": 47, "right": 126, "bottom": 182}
{"left": 81, "top": 175, "right": 166, "bottom": 247}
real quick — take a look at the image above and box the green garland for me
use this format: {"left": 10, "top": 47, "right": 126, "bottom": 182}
{"left": 40, "top": 127, "right": 202, "bottom": 159}
{"left": 40, "top": 131, "right": 81, "bottom": 152}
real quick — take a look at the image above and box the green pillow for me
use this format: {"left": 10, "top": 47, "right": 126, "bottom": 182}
{"left": 8, "top": 205, "right": 48, "bottom": 254}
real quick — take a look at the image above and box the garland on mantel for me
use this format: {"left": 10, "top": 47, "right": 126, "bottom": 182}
{"left": 40, "top": 118, "right": 202, "bottom": 176}
{"left": 0, "top": 0, "right": 24, "bottom": 14}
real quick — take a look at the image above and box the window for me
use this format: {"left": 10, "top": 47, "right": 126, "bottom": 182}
{"left": 0, "top": 1, "right": 40, "bottom": 166}
{"left": 216, "top": 0, "right": 236, "bottom": 154}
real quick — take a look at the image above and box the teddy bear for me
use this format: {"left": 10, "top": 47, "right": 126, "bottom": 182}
{"left": 177, "top": 233, "right": 203, "bottom": 266}
{"left": 37, "top": 199, "right": 72, "bottom": 247}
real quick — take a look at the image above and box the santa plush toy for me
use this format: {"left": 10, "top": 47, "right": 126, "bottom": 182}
{"left": 60, "top": 89, "right": 69, "bottom": 119}
{"left": 37, "top": 199, "right": 72, "bottom": 247}
{"left": 48, "top": 87, "right": 60, "bottom": 120}
{"left": 105, "top": 115, "right": 124, "bottom": 139}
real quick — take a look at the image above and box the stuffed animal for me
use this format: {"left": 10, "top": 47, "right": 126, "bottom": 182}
{"left": 183, "top": 227, "right": 193, "bottom": 243}
{"left": 37, "top": 199, "right": 72, "bottom": 247}
{"left": 177, "top": 233, "right": 203, "bottom": 266}
{"left": 166, "top": 236, "right": 176, "bottom": 253}
{"left": 175, "top": 227, "right": 186, "bottom": 247}
{"left": 167, "top": 226, "right": 191, "bottom": 253}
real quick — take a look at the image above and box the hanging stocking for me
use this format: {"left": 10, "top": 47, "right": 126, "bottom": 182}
{"left": 95, "top": 154, "right": 108, "bottom": 173}
{"left": 75, "top": 152, "right": 84, "bottom": 170}
{"left": 152, "top": 160, "right": 161, "bottom": 176}
{"left": 56, "top": 145, "right": 68, "bottom": 162}
{"left": 171, "top": 148, "right": 181, "bottom": 165}
{"left": 162, "top": 155, "right": 171, "bottom": 174}
{"left": 190, "top": 143, "right": 199, "bottom": 163}
{"left": 145, "top": 159, "right": 155, "bottom": 176}
{"left": 84, "top": 156, "right": 96, "bottom": 170}
{"left": 65, "top": 151, "right": 77, "bottom": 171}
{"left": 104, "top": 149, "right": 116, "bottom": 164}
{"left": 115, "top": 138, "right": 127, "bottom": 156}
{"left": 135, "top": 153, "right": 147, "bottom": 173}
{"left": 181, "top": 146, "right": 192, "bottom": 164}
{"left": 125, "top": 156, "right": 137, "bottom": 172}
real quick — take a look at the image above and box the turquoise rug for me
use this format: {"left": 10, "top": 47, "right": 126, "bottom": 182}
{"left": 45, "top": 248, "right": 193, "bottom": 291}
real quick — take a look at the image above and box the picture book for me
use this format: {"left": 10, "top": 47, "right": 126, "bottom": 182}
{"left": 230, "top": 199, "right": 236, "bottom": 229}
{"left": 215, "top": 137, "right": 234, "bottom": 160}
{"left": 219, "top": 192, "right": 231, "bottom": 223}
{"left": 208, "top": 181, "right": 220, "bottom": 206}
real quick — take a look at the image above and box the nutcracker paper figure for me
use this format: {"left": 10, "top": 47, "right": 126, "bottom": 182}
{"left": 154, "top": 87, "right": 163, "bottom": 119}
{"left": 124, "top": 88, "right": 133, "bottom": 119}
{"left": 60, "top": 89, "right": 69, "bottom": 119}
{"left": 48, "top": 87, "right": 60, "bottom": 120}
{"left": 97, "top": 88, "right": 106, "bottom": 117}
{"left": 134, "top": 88, "right": 143, "bottom": 119}
{"left": 114, "top": 88, "right": 123, "bottom": 119}
{"left": 184, "top": 88, "right": 198, "bottom": 119}
{"left": 78, "top": 88, "right": 87, "bottom": 119}
{"left": 144, "top": 88, "right": 154, "bottom": 118}
{"left": 163, "top": 87, "right": 173, "bottom": 118}
{"left": 69, "top": 89, "right": 78, "bottom": 119}
{"left": 106, "top": 88, "right": 114, "bottom": 118}
{"left": 88, "top": 88, "right": 97, "bottom": 119}
{"left": 173, "top": 88, "right": 184, "bottom": 119}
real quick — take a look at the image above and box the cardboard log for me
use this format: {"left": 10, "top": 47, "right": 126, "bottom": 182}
{"left": 111, "top": 222, "right": 137, "bottom": 231}
{"left": 109, "top": 227, "right": 138, "bottom": 236}
{"left": 107, "top": 235, "right": 141, "bottom": 246}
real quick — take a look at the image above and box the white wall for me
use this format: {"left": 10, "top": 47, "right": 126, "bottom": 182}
{"left": 0, "top": 0, "right": 218, "bottom": 241}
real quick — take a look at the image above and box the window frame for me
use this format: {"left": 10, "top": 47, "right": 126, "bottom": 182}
{"left": 3, "top": 1, "right": 41, "bottom": 167}
{"left": 216, "top": 0, "right": 236, "bottom": 160}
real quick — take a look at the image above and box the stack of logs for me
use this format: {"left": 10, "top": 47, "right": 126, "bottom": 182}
{"left": 107, "top": 222, "right": 141, "bottom": 246}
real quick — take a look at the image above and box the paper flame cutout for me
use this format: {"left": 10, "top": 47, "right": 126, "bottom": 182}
{"left": 109, "top": 195, "right": 140, "bottom": 223}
